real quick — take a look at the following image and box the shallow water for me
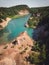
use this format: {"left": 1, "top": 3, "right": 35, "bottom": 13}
{"left": 0, "top": 14, "right": 33, "bottom": 43}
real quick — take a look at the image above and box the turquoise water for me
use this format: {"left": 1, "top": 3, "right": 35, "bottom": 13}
{"left": 0, "top": 14, "right": 33, "bottom": 43}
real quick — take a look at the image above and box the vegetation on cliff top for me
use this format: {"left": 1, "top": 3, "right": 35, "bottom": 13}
{"left": 0, "top": 5, "right": 30, "bottom": 22}
{"left": 28, "top": 6, "right": 49, "bottom": 28}
{"left": 0, "top": 5, "right": 49, "bottom": 65}
{"left": 26, "top": 6, "right": 49, "bottom": 65}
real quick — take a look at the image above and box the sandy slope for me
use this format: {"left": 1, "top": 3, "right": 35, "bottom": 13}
{"left": 0, "top": 17, "right": 11, "bottom": 29}
{"left": 0, "top": 31, "right": 34, "bottom": 65}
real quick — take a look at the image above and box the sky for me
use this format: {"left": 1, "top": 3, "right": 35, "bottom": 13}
{"left": 0, "top": 0, "right": 49, "bottom": 7}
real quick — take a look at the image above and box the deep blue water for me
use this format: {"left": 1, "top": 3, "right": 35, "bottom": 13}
{"left": 0, "top": 14, "right": 33, "bottom": 43}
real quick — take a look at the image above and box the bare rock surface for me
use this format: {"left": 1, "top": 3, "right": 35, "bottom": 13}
{"left": 0, "top": 31, "right": 34, "bottom": 65}
{"left": 0, "top": 57, "right": 16, "bottom": 65}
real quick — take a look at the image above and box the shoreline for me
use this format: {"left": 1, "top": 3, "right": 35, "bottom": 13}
{"left": 0, "top": 31, "right": 34, "bottom": 65}
{"left": 0, "top": 14, "right": 30, "bottom": 30}
{"left": 0, "top": 17, "right": 11, "bottom": 29}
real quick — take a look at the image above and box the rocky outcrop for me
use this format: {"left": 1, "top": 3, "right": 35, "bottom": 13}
{"left": 18, "top": 9, "right": 29, "bottom": 15}
{"left": 0, "top": 31, "right": 34, "bottom": 65}
{"left": 24, "top": 23, "right": 29, "bottom": 27}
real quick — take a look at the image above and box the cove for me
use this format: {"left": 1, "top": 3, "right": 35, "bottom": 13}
{"left": 0, "top": 14, "right": 33, "bottom": 44}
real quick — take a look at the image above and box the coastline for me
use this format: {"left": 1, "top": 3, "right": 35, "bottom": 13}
{"left": 0, "top": 31, "right": 34, "bottom": 65}
{"left": 11, "top": 13, "right": 30, "bottom": 19}
{"left": 0, "top": 18, "right": 11, "bottom": 29}
{"left": 0, "top": 13, "right": 30, "bottom": 30}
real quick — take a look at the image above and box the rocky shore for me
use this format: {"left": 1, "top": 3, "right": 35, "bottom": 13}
{"left": 0, "top": 31, "right": 34, "bottom": 65}
{"left": 0, "top": 17, "right": 11, "bottom": 30}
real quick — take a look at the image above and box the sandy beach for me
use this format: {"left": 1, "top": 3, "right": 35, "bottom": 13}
{"left": 0, "top": 17, "right": 11, "bottom": 28}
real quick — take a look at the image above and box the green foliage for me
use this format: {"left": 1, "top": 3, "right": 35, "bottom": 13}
{"left": 31, "top": 6, "right": 49, "bottom": 16}
{"left": 0, "top": 14, "right": 6, "bottom": 22}
{"left": 0, "top": 5, "right": 30, "bottom": 22}
{"left": 30, "top": 8, "right": 39, "bottom": 14}
{"left": 28, "top": 17, "right": 39, "bottom": 28}
{"left": 28, "top": 6, "right": 49, "bottom": 28}
{"left": 26, "top": 6, "right": 49, "bottom": 65}
{"left": 26, "top": 41, "right": 46, "bottom": 64}
{"left": 34, "top": 42, "right": 41, "bottom": 51}
{"left": 26, "top": 51, "right": 40, "bottom": 64}
{"left": 39, "top": 44, "right": 46, "bottom": 60}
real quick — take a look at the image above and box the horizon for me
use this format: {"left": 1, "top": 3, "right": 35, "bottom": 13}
{"left": 0, "top": 0, "right": 49, "bottom": 8}
{"left": 0, "top": 4, "right": 49, "bottom": 8}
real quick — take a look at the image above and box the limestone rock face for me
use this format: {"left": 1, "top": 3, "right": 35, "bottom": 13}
{"left": 0, "top": 57, "right": 16, "bottom": 65}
